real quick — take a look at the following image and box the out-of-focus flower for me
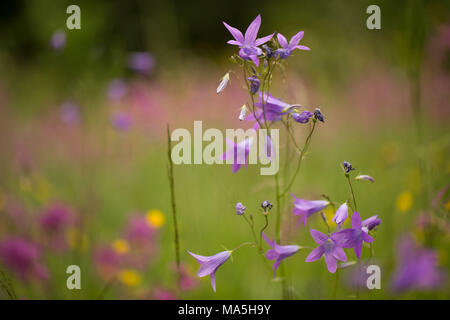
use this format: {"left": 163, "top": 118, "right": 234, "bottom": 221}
{"left": 332, "top": 202, "right": 348, "bottom": 226}
{"left": 125, "top": 216, "right": 156, "bottom": 246}
{"left": 222, "top": 137, "right": 253, "bottom": 173}
{"left": 331, "top": 211, "right": 374, "bottom": 259}
{"left": 262, "top": 44, "right": 273, "bottom": 58}
{"left": 112, "top": 239, "right": 130, "bottom": 254}
{"left": 216, "top": 72, "right": 230, "bottom": 94}
{"left": 153, "top": 288, "right": 176, "bottom": 300}
{"left": 247, "top": 76, "right": 261, "bottom": 94}
{"left": 178, "top": 263, "right": 199, "bottom": 292}
{"left": 107, "top": 79, "right": 128, "bottom": 101}
{"left": 396, "top": 191, "right": 413, "bottom": 212}
{"left": 223, "top": 14, "right": 274, "bottom": 66}
{"left": 40, "top": 203, "right": 73, "bottom": 233}
{"left": 187, "top": 250, "right": 231, "bottom": 293}
{"left": 355, "top": 174, "right": 375, "bottom": 183}
{"left": 50, "top": 30, "right": 66, "bottom": 51}
{"left": 94, "top": 246, "right": 121, "bottom": 281}
{"left": 292, "top": 110, "right": 313, "bottom": 124}
{"left": 305, "top": 229, "right": 347, "bottom": 273}
{"left": 343, "top": 161, "right": 354, "bottom": 174}
{"left": 263, "top": 232, "right": 300, "bottom": 278}
{"left": 66, "top": 227, "right": 89, "bottom": 251}
{"left": 313, "top": 108, "right": 324, "bottom": 122}
{"left": 146, "top": 209, "right": 165, "bottom": 228}
{"left": 362, "top": 215, "right": 381, "bottom": 231}
{"left": 391, "top": 236, "right": 445, "bottom": 293}
{"left": 235, "top": 202, "right": 246, "bottom": 215}
{"left": 111, "top": 111, "right": 132, "bottom": 131}
{"left": 128, "top": 52, "right": 155, "bottom": 75}
{"left": 118, "top": 269, "right": 141, "bottom": 287}
{"left": 60, "top": 101, "right": 80, "bottom": 126}
{"left": 275, "top": 31, "right": 310, "bottom": 59}
{"left": 0, "top": 238, "right": 48, "bottom": 282}
{"left": 291, "top": 194, "right": 329, "bottom": 227}
{"left": 238, "top": 104, "right": 248, "bottom": 121}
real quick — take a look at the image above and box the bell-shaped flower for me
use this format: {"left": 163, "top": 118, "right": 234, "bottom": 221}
{"left": 305, "top": 229, "right": 347, "bottom": 273}
{"left": 262, "top": 232, "right": 300, "bottom": 278}
{"left": 291, "top": 194, "right": 329, "bottom": 226}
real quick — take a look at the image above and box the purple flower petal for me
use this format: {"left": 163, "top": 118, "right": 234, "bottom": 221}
{"left": 310, "top": 229, "right": 328, "bottom": 245}
{"left": 324, "top": 253, "right": 338, "bottom": 273}
{"left": 223, "top": 22, "right": 244, "bottom": 43}
{"left": 277, "top": 33, "right": 288, "bottom": 48}
{"left": 255, "top": 33, "right": 275, "bottom": 46}
{"left": 244, "top": 14, "right": 261, "bottom": 45}
{"left": 288, "top": 31, "right": 304, "bottom": 48}
{"left": 351, "top": 211, "right": 362, "bottom": 229}
{"left": 305, "top": 246, "right": 324, "bottom": 262}
{"left": 333, "top": 202, "right": 349, "bottom": 225}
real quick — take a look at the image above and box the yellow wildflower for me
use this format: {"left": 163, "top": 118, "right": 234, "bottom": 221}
{"left": 146, "top": 209, "right": 165, "bottom": 228}
{"left": 112, "top": 239, "right": 129, "bottom": 254}
{"left": 118, "top": 269, "right": 141, "bottom": 287}
{"left": 396, "top": 191, "right": 413, "bottom": 212}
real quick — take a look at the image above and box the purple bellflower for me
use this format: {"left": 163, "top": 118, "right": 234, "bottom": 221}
{"left": 291, "top": 194, "right": 329, "bottom": 226}
{"left": 223, "top": 14, "right": 274, "bottom": 66}
{"left": 263, "top": 232, "right": 300, "bottom": 278}
{"left": 187, "top": 250, "right": 231, "bottom": 293}
{"left": 363, "top": 215, "right": 381, "bottom": 231}
{"left": 235, "top": 202, "right": 246, "bottom": 215}
{"left": 222, "top": 137, "right": 253, "bottom": 173}
{"left": 331, "top": 211, "right": 374, "bottom": 259}
{"left": 305, "top": 229, "right": 347, "bottom": 273}
{"left": 332, "top": 202, "right": 349, "bottom": 226}
{"left": 247, "top": 76, "right": 261, "bottom": 94}
{"left": 356, "top": 174, "right": 375, "bottom": 183}
{"left": 292, "top": 110, "right": 313, "bottom": 124}
{"left": 275, "top": 31, "right": 310, "bottom": 59}
{"left": 246, "top": 93, "right": 291, "bottom": 129}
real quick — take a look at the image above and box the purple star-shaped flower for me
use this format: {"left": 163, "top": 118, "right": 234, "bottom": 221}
{"left": 221, "top": 137, "right": 253, "bottom": 173}
{"left": 331, "top": 211, "right": 374, "bottom": 259}
{"left": 263, "top": 232, "right": 300, "bottom": 278}
{"left": 305, "top": 229, "right": 347, "bottom": 273}
{"left": 275, "top": 31, "right": 310, "bottom": 59}
{"left": 246, "top": 93, "right": 292, "bottom": 129}
{"left": 223, "top": 14, "right": 274, "bottom": 66}
{"left": 187, "top": 250, "right": 231, "bottom": 293}
{"left": 291, "top": 194, "right": 329, "bottom": 227}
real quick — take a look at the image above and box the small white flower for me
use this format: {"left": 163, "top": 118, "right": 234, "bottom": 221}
{"left": 238, "top": 104, "right": 248, "bottom": 121}
{"left": 355, "top": 175, "right": 375, "bottom": 183}
{"left": 216, "top": 72, "right": 230, "bottom": 94}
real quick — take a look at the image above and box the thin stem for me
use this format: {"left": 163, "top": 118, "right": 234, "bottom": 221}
{"left": 231, "top": 242, "right": 254, "bottom": 252}
{"left": 346, "top": 175, "right": 358, "bottom": 212}
{"left": 280, "top": 121, "right": 317, "bottom": 197}
{"left": 167, "top": 124, "right": 181, "bottom": 290}
{"left": 259, "top": 215, "right": 269, "bottom": 248}
{"left": 242, "top": 215, "right": 259, "bottom": 250}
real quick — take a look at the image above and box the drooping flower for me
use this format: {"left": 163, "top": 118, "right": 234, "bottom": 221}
{"left": 291, "top": 194, "right": 329, "bottom": 226}
{"left": 362, "top": 215, "right": 381, "bottom": 231}
{"left": 391, "top": 236, "right": 445, "bottom": 293}
{"left": 343, "top": 161, "right": 354, "bottom": 174}
{"left": 332, "top": 202, "right": 348, "bottom": 226}
{"left": 128, "top": 52, "right": 155, "bottom": 74}
{"left": 305, "top": 229, "right": 347, "bottom": 273}
{"left": 261, "top": 200, "right": 273, "bottom": 212}
{"left": 313, "top": 108, "right": 325, "bottom": 122}
{"left": 0, "top": 238, "right": 48, "bottom": 282}
{"left": 216, "top": 72, "right": 230, "bottom": 94}
{"left": 187, "top": 250, "right": 231, "bottom": 293}
{"left": 246, "top": 92, "right": 292, "bottom": 128}
{"left": 292, "top": 110, "right": 313, "bottom": 123}
{"left": 263, "top": 232, "right": 300, "bottom": 278}
{"left": 331, "top": 211, "right": 374, "bottom": 259}
{"left": 235, "top": 202, "right": 246, "bottom": 215}
{"left": 262, "top": 44, "right": 273, "bottom": 58}
{"left": 247, "top": 76, "right": 261, "bottom": 94}
{"left": 275, "top": 31, "right": 310, "bottom": 59}
{"left": 223, "top": 14, "right": 274, "bottom": 66}
{"left": 355, "top": 174, "right": 375, "bottom": 183}
{"left": 238, "top": 104, "right": 248, "bottom": 121}
{"left": 221, "top": 137, "right": 253, "bottom": 173}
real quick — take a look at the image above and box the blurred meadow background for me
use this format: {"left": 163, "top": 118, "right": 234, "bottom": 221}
{"left": 0, "top": 0, "right": 449, "bottom": 299}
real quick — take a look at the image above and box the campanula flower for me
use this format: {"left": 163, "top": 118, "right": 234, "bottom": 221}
{"left": 331, "top": 211, "right": 374, "bottom": 259}
{"left": 238, "top": 104, "right": 248, "bottom": 121}
{"left": 355, "top": 174, "right": 375, "bottom": 183}
{"left": 262, "top": 44, "right": 273, "bottom": 58}
{"left": 332, "top": 202, "right": 349, "bottom": 226}
{"left": 247, "top": 76, "right": 261, "bottom": 94}
{"left": 223, "top": 14, "right": 274, "bottom": 66}
{"left": 246, "top": 93, "right": 292, "bottom": 128}
{"left": 291, "top": 194, "right": 329, "bottom": 226}
{"left": 187, "top": 250, "right": 231, "bottom": 293}
{"left": 262, "top": 232, "right": 300, "bottom": 278}
{"left": 305, "top": 229, "right": 347, "bottom": 273}
{"left": 275, "top": 31, "right": 310, "bottom": 59}
{"left": 313, "top": 108, "right": 324, "bottom": 122}
{"left": 343, "top": 161, "right": 354, "bottom": 174}
{"left": 261, "top": 200, "right": 273, "bottom": 212}
{"left": 222, "top": 137, "right": 253, "bottom": 173}
{"left": 363, "top": 215, "right": 381, "bottom": 231}
{"left": 216, "top": 72, "right": 230, "bottom": 94}
{"left": 391, "top": 236, "right": 445, "bottom": 292}
{"left": 292, "top": 110, "right": 313, "bottom": 123}
{"left": 235, "top": 202, "right": 246, "bottom": 215}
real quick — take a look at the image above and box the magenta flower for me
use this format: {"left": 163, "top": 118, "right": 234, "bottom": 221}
{"left": 291, "top": 194, "right": 329, "bottom": 226}
{"left": 263, "top": 232, "right": 300, "bottom": 278}
{"left": 332, "top": 202, "right": 348, "bottom": 226}
{"left": 111, "top": 111, "right": 132, "bottom": 131}
{"left": 0, "top": 238, "right": 48, "bottom": 282}
{"left": 223, "top": 14, "right": 274, "bottom": 66}
{"left": 222, "top": 137, "right": 253, "bottom": 173}
{"left": 331, "top": 211, "right": 374, "bottom": 259}
{"left": 128, "top": 52, "right": 155, "bottom": 74}
{"left": 40, "top": 203, "right": 73, "bottom": 233}
{"left": 93, "top": 245, "right": 121, "bottom": 281}
{"left": 187, "top": 250, "right": 231, "bottom": 293}
{"left": 275, "top": 31, "right": 310, "bottom": 59}
{"left": 391, "top": 236, "right": 445, "bottom": 293}
{"left": 125, "top": 216, "right": 156, "bottom": 246}
{"left": 305, "top": 229, "right": 347, "bottom": 273}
